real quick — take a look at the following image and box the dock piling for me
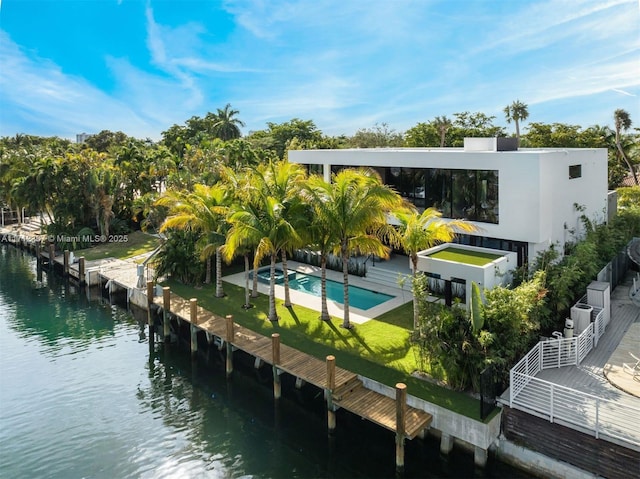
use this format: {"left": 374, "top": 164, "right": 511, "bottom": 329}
{"left": 146, "top": 281, "right": 155, "bottom": 349}
{"left": 162, "top": 287, "right": 171, "bottom": 342}
{"left": 78, "top": 257, "right": 85, "bottom": 286}
{"left": 63, "top": 250, "right": 70, "bottom": 276}
{"left": 190, "top": 298, "right": 198, "bottom": 356}
{"left": 272, "top": 333, "right": 281, "bottom": 399}
{"left": 395, "top": 383, "right": 407, "bottom": 474}
{"left": 326, "top": 355, "right": 336, "bottom": 434}
{"left": 48, "top": 242, "right": 55, "bottom": 269}
{"left": 225, "top": 315, "right": 234, "bottom": 377}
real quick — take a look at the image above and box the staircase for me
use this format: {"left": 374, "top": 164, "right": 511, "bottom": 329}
{"left": 364, "top": 266, "right": 412, "bottom": 291}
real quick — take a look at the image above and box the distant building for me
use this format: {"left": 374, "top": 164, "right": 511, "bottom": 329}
{"left": 76, "top": 133, "right": 92, "bottom": 144}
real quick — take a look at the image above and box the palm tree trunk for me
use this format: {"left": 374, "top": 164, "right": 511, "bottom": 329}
{"left": 411, "top": 255, "right": 419, "bottom": 330}
{"left": 341, "top": 246, "right": 351, "bottom": 329}
{"left": 515, "top": 120, "right": 521, "bottom": 147}
{"left": 243, "top": 254, "right": 251, "bottom": 308}
{"left": 320, "top": 253, "right": 330, "bottom": 321}
{"left": 215, "top": 246, "right": 224, "bottom": 297}
{"left": 282, "top": 250, "right": 291, "bottom": 307}
{"left": 268, "top": 253, "right": 278, "bottom": 321}
{"left": 205, "top": 256, "right": 212, "bottom": 284}
{"left": 616, "top": 140, "right": 639, "bottom": 185}
{"left": 251, "top": 255, "right": 260, "bottom": 298}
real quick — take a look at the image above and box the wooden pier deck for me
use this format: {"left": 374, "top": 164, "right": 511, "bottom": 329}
{"left": 153, "top": 292, "right": 433, "bottom": 440}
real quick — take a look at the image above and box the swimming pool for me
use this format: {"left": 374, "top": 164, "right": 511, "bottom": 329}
{"left": 254, "top": 268, "right": 394, "bottom": 310}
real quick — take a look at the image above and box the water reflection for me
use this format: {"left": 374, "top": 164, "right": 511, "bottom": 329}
{"left": 0, "top": 245, "right": 533, "bottom": 478}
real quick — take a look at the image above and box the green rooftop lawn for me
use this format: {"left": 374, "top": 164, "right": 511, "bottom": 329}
{"left": 427, "top": 247, "right": 502, "bottom": 266}
{"left": 163, "top": 277, "right": 485, "bottom": 421}
{"left": 79, "top": 231, "right": 161, "bottom": 261}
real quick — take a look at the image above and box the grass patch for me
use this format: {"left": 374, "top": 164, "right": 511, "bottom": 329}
{"left": 79, "top": 231, "right": 161, "bottom": 261}
{"left": 163, "top": 277, "right": 483, "bottom": 421}
{"left": 427, "top": 247, "right": 502, "bottom": 266}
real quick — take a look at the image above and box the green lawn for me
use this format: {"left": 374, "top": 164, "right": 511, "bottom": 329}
{"left": 427, "top": 247, "right": 502, "bottom": 266}
{"left": 164, "top": 277, "right": 484, "bottom": 421}
{"left": 78, "top": 231, "right": 161, "bottom": 261}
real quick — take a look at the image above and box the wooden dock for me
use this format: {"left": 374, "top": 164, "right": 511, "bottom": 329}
{"left": 152, "top": 291, "right": 433, "bottom": 443}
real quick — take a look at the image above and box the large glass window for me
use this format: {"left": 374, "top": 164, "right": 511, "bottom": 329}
{"left": 385, "top": 167, "right": 499, "bottom": 224}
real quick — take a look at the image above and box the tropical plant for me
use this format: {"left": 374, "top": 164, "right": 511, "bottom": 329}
{"left": 305, "top": 168, "right": 407, "bottom": 328}
{"left": 212, "top": 103, "right": 245, "bottom": 141}
{"left": 156, "top": 184, "right": 230, "bottom": 295}
{"left": 503, "top": 100, "right": 529, "bottom": 146}
{"left": 433, "top": 116, "right": 452, "bottom": 147}
{"left": 613, "top": 109, "right": 638, "bottom": 186}
{"left": 396, "top": 207, "right": 478, "bottom": 329}
{"left": 225, "top": 161, "right": 307, "bottom": 321}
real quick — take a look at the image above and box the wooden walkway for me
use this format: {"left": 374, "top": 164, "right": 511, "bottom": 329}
{"left": 153, "top": 292, "right": 433, "bottom": 440}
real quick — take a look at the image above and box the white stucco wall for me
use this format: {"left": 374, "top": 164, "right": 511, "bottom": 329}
{"left": 289, "top": 147, "right": 608, "bottom": 262}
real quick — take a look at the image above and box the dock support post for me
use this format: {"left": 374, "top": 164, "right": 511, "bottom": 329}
{"left": 225, "top": 315, "right": 234, "bottom": 377}
{"left": 63, "top": 250, "right": 70, "bottom": 276}
{"left": 35, "top": 242, "right": 41, "bottom": 263}
{"left": 48, "top": 242, "right": 55, "bottom": 269}
{"left": 474, "top": 446, "right": 488, "bottom": 468}
{"left": 395, "top": 383, "right": 407, "bottom": 474}
{"left": 146, "top": 281, "right": 155, "bottom": 349}
{"left": 272, "top": 333, "right": 281, "bottom": 399}
{"left": 190, "top": 298, "right": 198, "bottom": 356}
{"left": 440, "top": 433, "right": 454, "bottom": 455}
{"left": 78, "top": 257, "right": 85, "bottom": 286}
{"left": 326, "top": 355, "right": 336, "bottom": 434}
{"left": 162, "top": 287, "right": 171, "bottom": 342}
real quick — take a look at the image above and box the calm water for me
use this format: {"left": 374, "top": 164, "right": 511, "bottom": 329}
{"left": 256, "top": 268, "right": 394, "bottom": 310}
{"left": 0, "top": 246, "right": 531, "bottom": 478}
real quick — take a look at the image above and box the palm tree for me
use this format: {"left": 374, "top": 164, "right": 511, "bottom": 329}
{"left": 250, "top": 160, "right": 308, "bottom": 307}
{"left": 156, "top": 184, "right": 230, "bottom": 295}
{"left": 301, "top": 176, "right": 342, "bottom": 321}
{"left": 396, "top": 208, "right": 478, "bottom": 329}
{"left": 613, "top": 109, "right": 638, "bottom": 186}
{"left": 434, "top": 116, "right": 452, "bottom": 147}
{"left": 212, "top": 104, "right": 245, "bottom": 141}
{"left": 307, "top": 168, "right": 407, "bottom": 329}
{"left": 504, "top": 100, "right": 529, "bottom": 147}
{"left": 226, "top": 191, "right": 302, "bottom": 321}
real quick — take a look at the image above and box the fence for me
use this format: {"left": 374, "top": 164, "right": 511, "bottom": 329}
{"left": 509, "top": 371, "right": 640, "bottom": 447}
{"left": 509, "top": 303, "right": 640, "bottom": 448}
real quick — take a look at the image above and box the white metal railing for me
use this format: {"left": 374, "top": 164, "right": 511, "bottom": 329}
{"left": 507, "top": 296, "right": 640, "bottom": 448}
{"left": 510, "top": 306, "right": 606, "bottom": 406}
{"left": 510, "top": 372, "right": 640, "bottom": 448}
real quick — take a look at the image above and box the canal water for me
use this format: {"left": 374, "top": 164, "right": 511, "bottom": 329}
{"left": 0, "top": 246, "right": 532, "bottom": 478}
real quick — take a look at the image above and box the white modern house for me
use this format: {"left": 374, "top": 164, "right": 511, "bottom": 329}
{"left": 289, "top": 138, "right": 608, "bottom": 267}
{"left": 289, "top": 138, "right": 608, "bottom": 305}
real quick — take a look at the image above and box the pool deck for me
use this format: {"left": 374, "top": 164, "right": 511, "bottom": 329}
{"left": 222, "top": 260, "right": 413, "bottom": 324}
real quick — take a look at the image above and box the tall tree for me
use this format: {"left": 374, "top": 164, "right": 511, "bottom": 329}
{"left": 225, "top": 161, "right": 306, "bottom": 321}
{"left": 306, "top": 168, "right": 407, "bottom": 329}
{"left": 156, "top": 184, "right": 230, "bottom": 295}
{"left": 433, "top": 116, "right": 452, "bottom": 147}
{"left": 613, "top": 109, "right": 638, "bottom": 186}
{"left": 503, "top": 100, "right": 529, "bottom": 147}
{"left": 212, "top": 104, "right": 245, "bottom": 141}
{"left": 396, "top": 208, "right": 478, "bottom": 329}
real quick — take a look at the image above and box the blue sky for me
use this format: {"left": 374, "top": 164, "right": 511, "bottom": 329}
{"left": 0, "top": 0, "right": 638, "bottom": 141}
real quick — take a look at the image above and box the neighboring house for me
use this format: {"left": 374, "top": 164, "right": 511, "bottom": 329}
{"left": 289, "top": 138, "right": 609, "bottom": 270}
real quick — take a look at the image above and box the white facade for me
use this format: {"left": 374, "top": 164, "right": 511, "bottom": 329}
{"left": 289, "top": 141, "right": 608, "bottom": 265}
{"left": 415, "top": 244, "right": 518, "bottom": 304}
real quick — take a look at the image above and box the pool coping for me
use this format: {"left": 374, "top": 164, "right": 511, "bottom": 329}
{"left": 222, "top": 260, "right": 412, "bottom": 324}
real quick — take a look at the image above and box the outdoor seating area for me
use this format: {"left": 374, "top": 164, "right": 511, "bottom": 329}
{"left": 622, "top": 352, "right": 640, "bottom": 381}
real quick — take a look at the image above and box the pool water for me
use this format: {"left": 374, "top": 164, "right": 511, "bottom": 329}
{"left": 255, "top": 268, "right": 393, "bottom": 310}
